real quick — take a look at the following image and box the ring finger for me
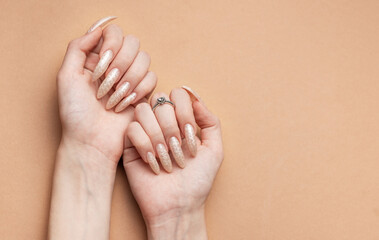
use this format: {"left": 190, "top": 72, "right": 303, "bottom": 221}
{"left": 150, "top": 93, "right": 185, "bottom": 168}
{"left": 135, "top": 103, "right": 173, "bottom": 172}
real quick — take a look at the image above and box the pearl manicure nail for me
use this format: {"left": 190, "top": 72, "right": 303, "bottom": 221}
{"left": 97, "top": 68, "right": 120, "bottom": 99}
{"left": 185, "top": 124, "right": 197, "bottom": 157}
{"left": 182, "top": 86, "right": 203, "bottom": 103}
{"left": 87, "top": 16, "right": 117, "bottom": 33}
{"left": 93, "top": 49, "right": 113, "bottom": 82}
{"left": 156, "top": 144, "right": 172, "bottom": 173}
{"left": 106, "top": 82, "right": 130, "bottom": 109}
{"left": 169, "top": 137, "right": 185, "bottom": 168}
{"left": 147, "top": 152, "right": 160, "bottom": 175}
{"left": 115, "top": 92, "right": 137, "bottom": 113}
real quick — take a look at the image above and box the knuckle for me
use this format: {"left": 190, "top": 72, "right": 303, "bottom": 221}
{"left": 67, "top": 39, "right": 79, "bottom": 49}
{"left": 147, "top": 71, "right": 157, "bottom": 81}
{"left": 125, "top": 34, "right": 140, "bottom": 47}
{"left": 138, "top": 50, "right": 151, "bottom": 61}
{"left": 105, "top": 24, "right": 123, "bottom": 34}
{"left": 134, "top": 138, "right": 151, "bottom": 149}
{"left": 214, "top": 116, "right": 222, "bottom": 128}
{"left": 170, "top": 87, "right": 186, "bottom": 98}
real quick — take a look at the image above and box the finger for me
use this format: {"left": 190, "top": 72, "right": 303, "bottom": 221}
{"left": 92, "top": 24, "right": 124, "bottom": 81}
{"left": 106, "top": 51, "right": 151, "bottom": 109}
{"left": 96, "top": 35, "right": 140, "bottom": 99}
{"left": 150, "top": 93, "right": 185, "bottom": 168}
{"left": 185, "top": 87, "right": 223, "bottom": 153}
{"left": 92, "top": 37, "right": 104, "bottom": 54}
{"left": 170, "top": 88, "right": 198, "bottom": 157}
{"left": 126, "top": 122, "right": 160, "bottom": 174}
{"left": 135, "top": 103, "right": 173, "bottom": 172}
{"left": 115, "top": 71, "right": 157, "bottom": 113}
{"left": 84, "top": 52, "right": 99, "bottom": 72}
{"left": 60, "top": 28, "right": 102, "bottom": 74}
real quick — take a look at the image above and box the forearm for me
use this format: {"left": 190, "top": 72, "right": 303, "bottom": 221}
{"left": 48, "top": 139, "right": 116, "bottom": 240}
{"left": 146, "top": 207, "right": 208, "bottom": 240}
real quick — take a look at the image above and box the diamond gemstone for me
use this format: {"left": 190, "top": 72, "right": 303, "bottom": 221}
{"left": 157, "top": 97, "right": 165, "bottom": 104}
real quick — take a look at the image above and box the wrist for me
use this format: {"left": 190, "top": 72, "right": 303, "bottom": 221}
{"left": 146, "top": 206, "right": 208, "bottom": 240}
{"left": 58, "top": 136, "right": 118, "bottom": 173}
{"left": 55, "top": 137, "right": 117, "bottom": 200}
{"left": 49, "top": 138, "right": 117, "bottom": 240}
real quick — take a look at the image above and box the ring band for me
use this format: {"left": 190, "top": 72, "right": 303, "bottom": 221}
{"left": 152, "top": 97, "right": 175, "bottom": 111}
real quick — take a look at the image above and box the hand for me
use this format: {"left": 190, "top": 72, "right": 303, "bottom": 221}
{"left": 57, "top": 17, "right": 156, "bottom": 164}
{"left": 123, "top": 87, "right": 223, "bottom": 239}
{"left": 49, "top": 17, "right": 156, "bottom": 240}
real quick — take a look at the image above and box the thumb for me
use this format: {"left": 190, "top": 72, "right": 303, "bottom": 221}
{"left": 187, "top": 89, "right": 223, "bottom": 151}
{"left": 61, "top": 28, "right": 103, "bottom": 74}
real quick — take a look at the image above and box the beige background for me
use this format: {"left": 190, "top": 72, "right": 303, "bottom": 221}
{"left": 1, "top": 0, "right": 379, "bottom": 239}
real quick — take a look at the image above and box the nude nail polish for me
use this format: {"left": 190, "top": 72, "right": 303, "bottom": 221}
{"left": 87, "top": 16, "right": 117, "bottom": 33}
{"left": 169, "top": 137, "right": 185, "bottom": 168}
{"left": 147, "top": 152, "right": 160, "bottom": 175}
{"left": 97, "top": 68, "right": 120, "bottom": 99}
{"left": 156, "top": 144, "right": 172, "bottom": 173}
{"left": 185, "top": 124, "right": 197, "bottom": 157}
{"left": 115, "top": 92, "right": 137, "bottom": 113}
{"left": 182, "top": 86, "right": 203, "bottom": 103}
{"left": 106, "top": 82, "right": 130, "bottom": 109}
{"left": 92, "top": 49, "right": 113, "bottom": 82}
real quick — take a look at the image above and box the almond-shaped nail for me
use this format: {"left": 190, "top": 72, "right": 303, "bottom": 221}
{"left": 185, "top": 124, "right": 197, "bottom": 157}
{"left": 156, "top": 144, "right": 172, "bottom": 172}
{"left": 106, "top": 82, "right": 130, "bottom": 109}
{"left": 147, "top": 152, "right": 160, "bottom": 175}
{"left": 87, "top": 16, "right": 117, "bottom": 33}
{"left": 169, "top": 137, "right": 185, "bottom": 168}
{"left": 93, "top": 49, "right": 113, "bottom": 82}
{"left": 115, "top": 92, "right": 137, "bottom": 112}
{"left": 182, "top": 86, "right": 203, "bottom": 103}
{"left": 97, "top": 68, "right": 120, "bottom": 99}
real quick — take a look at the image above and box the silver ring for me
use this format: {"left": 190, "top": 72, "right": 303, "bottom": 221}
{"left": 152, "top": 97, "right": 175, "bottom": 111}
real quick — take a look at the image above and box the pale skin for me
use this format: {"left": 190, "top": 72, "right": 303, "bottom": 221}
{"left": 48, "top": 17, "right": 223, "bottom": 240}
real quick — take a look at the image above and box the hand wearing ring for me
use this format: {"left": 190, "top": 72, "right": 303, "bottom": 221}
{"left": 123, "top": 87, "right": 223, "bottom": 236}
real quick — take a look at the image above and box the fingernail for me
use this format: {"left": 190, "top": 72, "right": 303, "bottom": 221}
{"left": 87, "top": 16, "right": 117, "bottom": 33}
{"left": 115, "top": 92, "right": 137, "bottom": 113}
{"left": 93, "top": 50, "right": 113, "bottom": 81}
{"left": 156, "top": 144, "right": 172, "bottom": 172}
{"left": 97, "top": 68, "right": 120, "bottom": 99}
{"left": 185, "top": 124, "right": 197, "bottom": 157}
{"left": 182, "top": 86, "right": 203, "bottom": 103}
{"left": 147, "top": 152, "right": 160, "bottom": 175}
{"left": 106, "top": 82, "right": 130, "bottom": 109}
{"left": 169, "top": 137, "right": 185, "bottom": 168}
